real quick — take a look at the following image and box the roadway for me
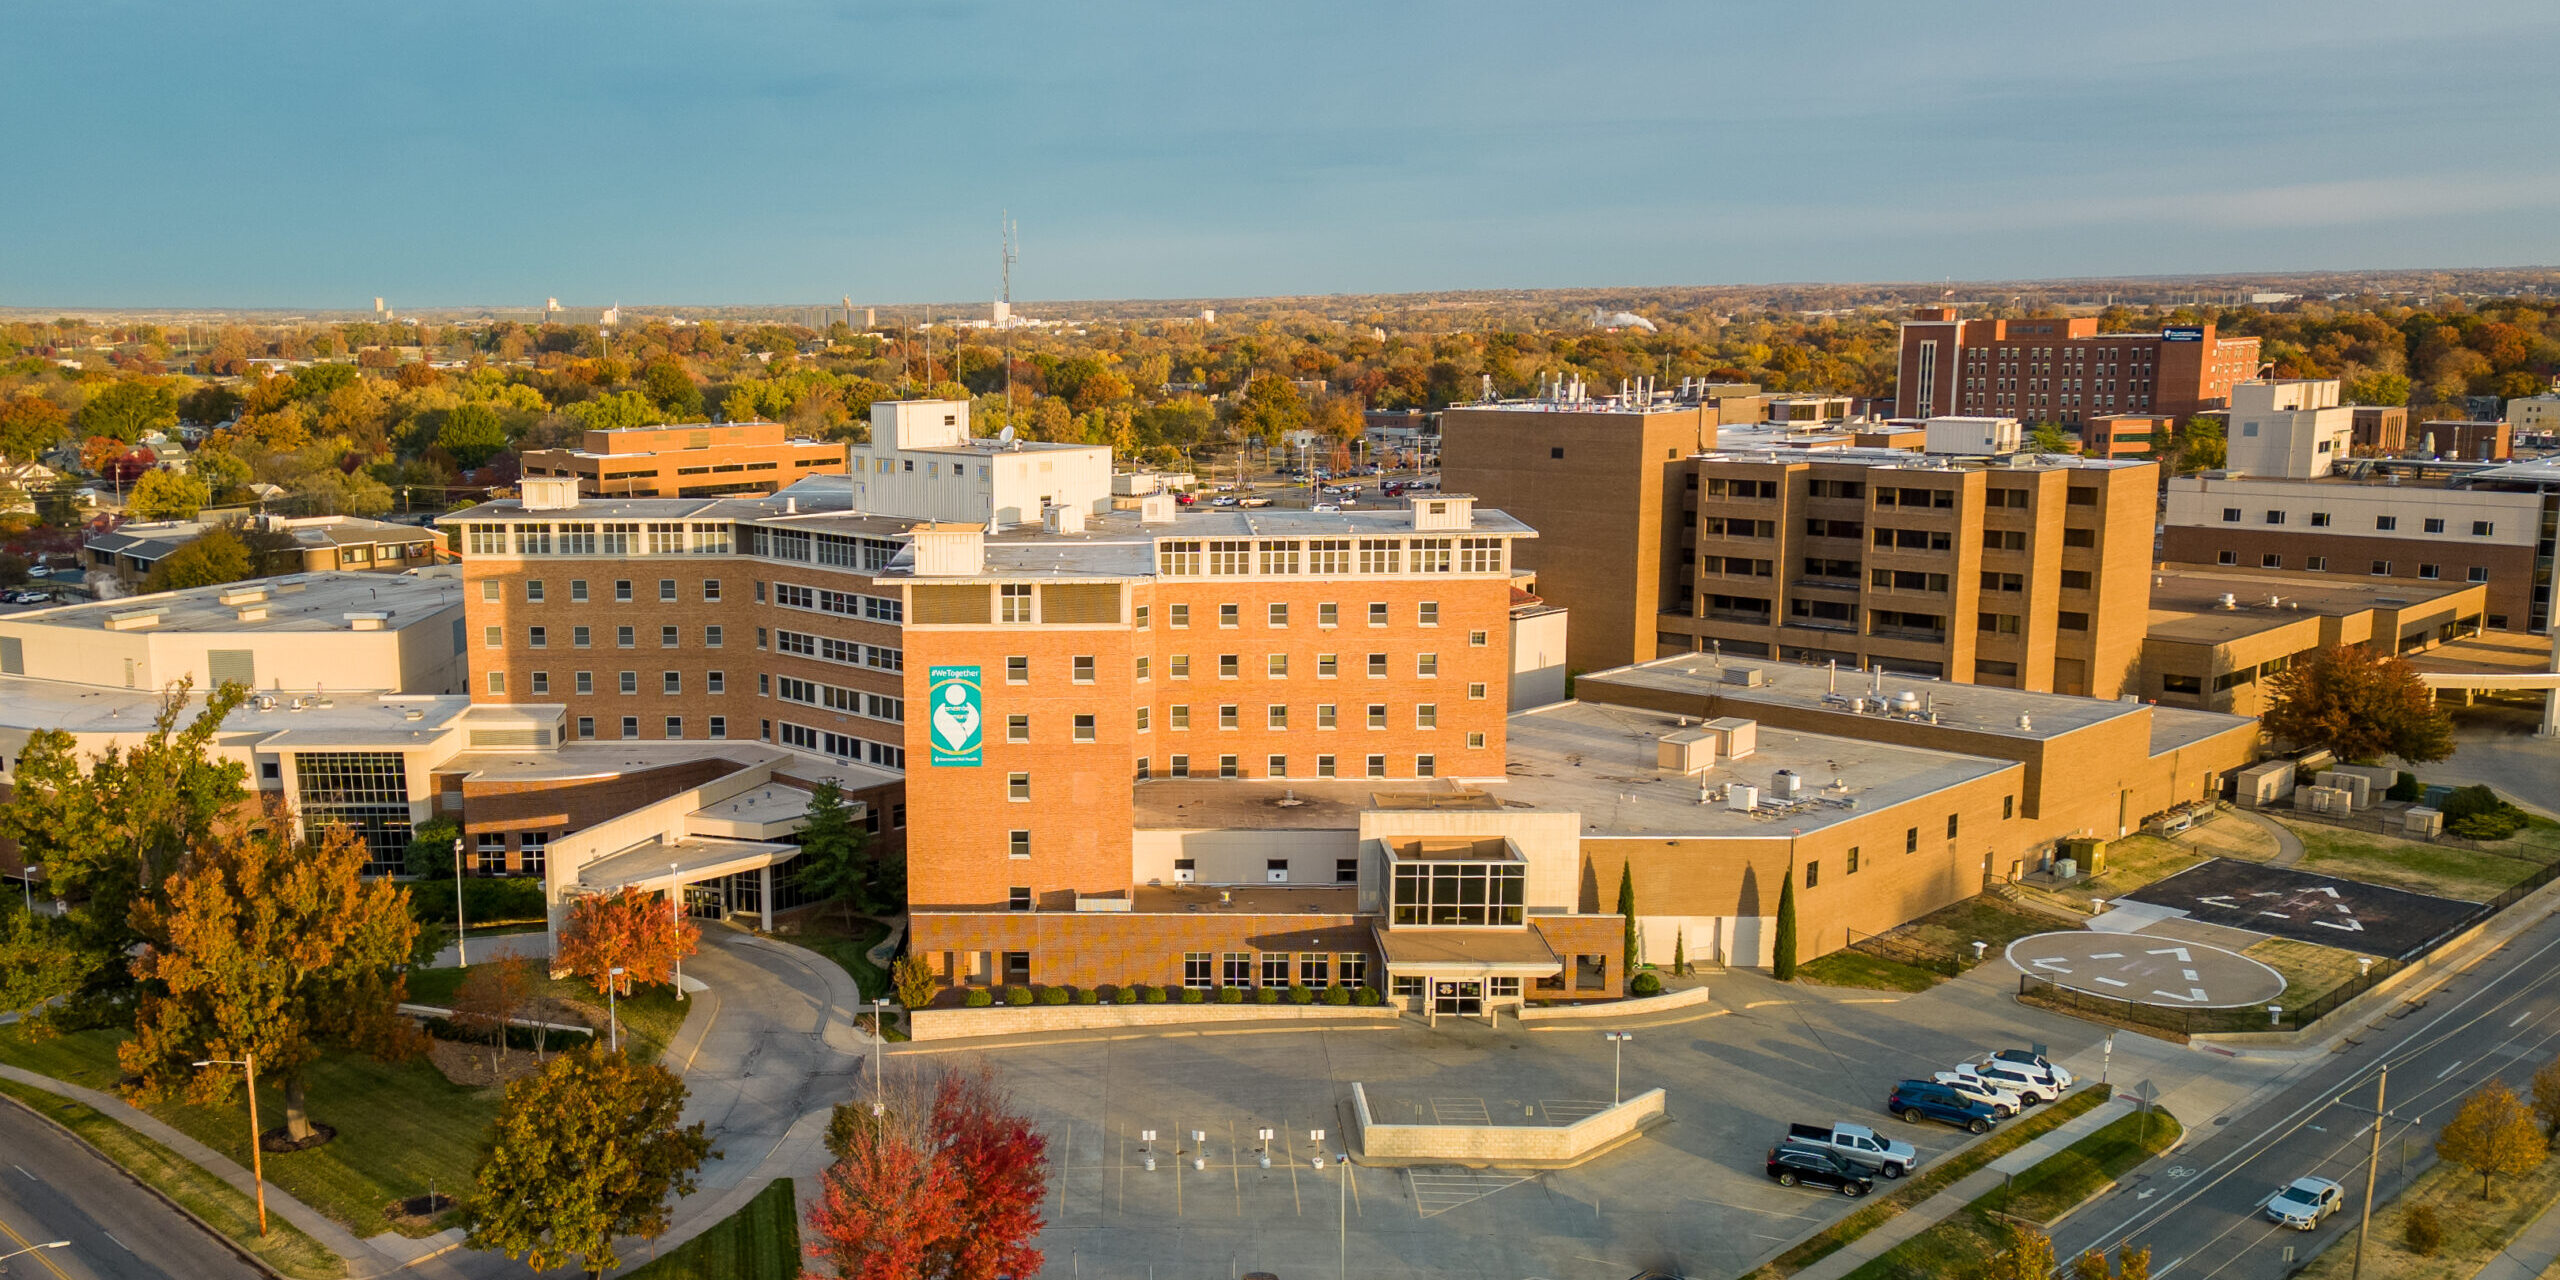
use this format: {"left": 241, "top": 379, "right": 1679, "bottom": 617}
{"left": 0, "top": 1102, "right": 263, "bottom": 1280}
{"left": 2049, "top": 906, "right": 2560, "bottom": 1280}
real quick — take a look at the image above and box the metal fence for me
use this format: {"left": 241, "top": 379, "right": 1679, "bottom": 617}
{"left": 2019, "top": 954, "right": 2404, "bottom": 1037}
{"left": 2275, "top": 802, "right": 2560, "bottom": 859}
{"left": 1845, "top": 927, "right": 1970, "bottom": 977}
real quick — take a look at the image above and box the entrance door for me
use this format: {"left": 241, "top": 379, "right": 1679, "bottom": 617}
{"left": 683, "top": 884, "right": 724, "bottom": 919}
{"left": 1433, "top": 980, "right": 1483, "bottom": 1016}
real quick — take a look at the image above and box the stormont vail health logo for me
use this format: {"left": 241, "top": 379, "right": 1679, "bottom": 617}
{"left": 927, "top": 665, "right": 983, "bottom": 767}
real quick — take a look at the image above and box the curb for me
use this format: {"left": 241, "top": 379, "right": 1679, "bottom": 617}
{"left": 0, "top": 1088, "right": 290, "bottom": 1280}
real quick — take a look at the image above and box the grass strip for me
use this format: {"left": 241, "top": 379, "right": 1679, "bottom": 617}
{"left": 625, "top": 1177, "right": 801, "bottom": 1279}
{"left": 1839, "top": 1104, "right": 2181, "bottom": 1280}
{"left": 2295, "top": 1141, "right": 2560, "bottom": 1280}
{"left": 1796, "top": 951, "right": 1943, "bottom": 993}
{"left": 1745, "top": 1085, "right": 2113, "bottom": 1280}
{"left": 0, "top": 1079, "right": 346, "bottom": 1280}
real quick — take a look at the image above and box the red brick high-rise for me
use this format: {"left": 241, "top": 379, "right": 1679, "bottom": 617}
{"left": 1894, "top": 308, "right": 2261, "bottom": 427}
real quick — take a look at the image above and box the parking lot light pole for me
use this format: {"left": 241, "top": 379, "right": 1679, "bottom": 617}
{"left": 451, "top": 837, "right": 467, "bottom": 967}
{"left": 670, "top": 861, "right": 684, "bottom": 1001}
{"left": 193, "top": 1055, "right": 267, "bottom": 1235}
{"left": 1605, "top": 1031, "right": 1633, "bottom": 1105}
{"left": 608, "top": 966, "right": 626, "bottom": 1052}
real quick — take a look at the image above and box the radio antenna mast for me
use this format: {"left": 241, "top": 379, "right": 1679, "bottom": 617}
{"left": 1001, "top": 211, "right": 1019, "bottom": 422}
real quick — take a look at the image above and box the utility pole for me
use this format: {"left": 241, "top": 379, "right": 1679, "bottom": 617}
{"left": 2352, "top": 1067, "right": 2387, "bottom": 1280}
{"left": 451, "top": 836, "right": 468, "bottom": 966}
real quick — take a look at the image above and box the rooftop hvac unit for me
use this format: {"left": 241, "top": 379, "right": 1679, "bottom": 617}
{"left": 1721, "top": 666, "right": 1767, "bottom": 687}
{"left": 1771, "top": 769, "right": 1801, "bottom": 799}
{"left": 1727, "top": 784, "right": 1759, "bottom": 812}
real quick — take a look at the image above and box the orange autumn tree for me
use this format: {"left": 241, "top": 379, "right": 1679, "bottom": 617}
{"left": 122, "top": 818, "right": 420, "bottom": 1142}
{"left": 557, "top": 886, "right": 699, "bottom": 997}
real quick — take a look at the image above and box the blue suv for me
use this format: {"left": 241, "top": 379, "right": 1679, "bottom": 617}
{"left": 1888, "top": 1080, "right": 1998, "bottom": 1134}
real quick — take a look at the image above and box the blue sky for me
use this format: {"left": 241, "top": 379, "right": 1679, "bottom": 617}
{"left": 5, "top": 0, "right": 2555, "bottom": 309}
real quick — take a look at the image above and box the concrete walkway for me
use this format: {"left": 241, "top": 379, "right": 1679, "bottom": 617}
{"left": 2229, "top": 806, "right": 2309, "bottom": 867}
{"left": 1791, "top": 1096, "right": 2141, "bottom": 1280}
{"left": 2472, "top": 1190, "right": 2560, "bottom": 1280}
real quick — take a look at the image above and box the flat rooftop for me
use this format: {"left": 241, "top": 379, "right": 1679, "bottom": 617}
{"left": 1497, "top": 700, "right": 2012, "bottom": 838}
{"left": 898, "top": 503, "right": 1537, "bottom": 581}
{"left": 2146, "top": 566, "right": 2477, "bottom": 646}
{"left": 1583, "top": 651, "right": 2147, "bottom": 741}
{"left": 1135, "top": 778, "right": 1480, "bottom": 830}
{"left": 4, "top": 571, "right": 462, "bottom": 636}
{"left": 0, "top": 679, "right": 471, "bottom": 742}
{"left": 1694, "top": 445, "right": 2150, "bottom": 472}
{"left": 2404, "top": 630, "right": 2560, "bottom": 676}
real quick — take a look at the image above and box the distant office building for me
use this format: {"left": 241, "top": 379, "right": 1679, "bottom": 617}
{"left": 1765, "top": 394, "right": 1855, "bottom": 425}
{"left": 0, "top": 570, "right": 467, "bottom": 696}
{"left": 2507, "top": 391, "right": 2560, "bottom": 442}
{"left": 847, "top": 400, "right": 1110, "bottom": 528}
{"left": 2412, "top": 420, "right": 2513, "bottom": 462}
{"left": 1894, "top": 307, "right": 2261, "bottom": 426}
{"left": 2083, "top": 414, "right": 2172, "bottom": 457}
{"left": 2226, "top": 381, "right": 2354, "bottom": 479}
{"left": 2350, "top": 406, "right": 2409, "bottom": 455}
{"left": 520, "top": 421, "right": 846, "bottom": 499}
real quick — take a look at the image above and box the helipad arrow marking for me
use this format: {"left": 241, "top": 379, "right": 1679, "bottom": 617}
{"left": 2313, "top": 887, "right": 2342, "bottom": 898}
{"left": 2095, "top": 977, "right": 2128, "bottom": 988}
{"left": 2030, "top": 958, "right": 2073, "bottom": 974}
{"left": 2151, "top": 987, "right": 2212, "bottom": 1004}
{"left": 2199, "top": 895, "right": 2242, "bottom": 908}
{"left": 2314, "top": 917, "right": 2366, "bottom": 933}
{"left": 2258, "top": 911, "right": 2293, "bottom": 919}
{"left": 2088, "top": 951, "right": 2124, "bottom": 959}
{"left": 2145, "top": 947, "right": 2192, "bottom": 963}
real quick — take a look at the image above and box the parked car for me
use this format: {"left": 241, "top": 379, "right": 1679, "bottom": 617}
{"left": 1238, "top": 496, "right": 1272, "bottom": 508}
{"left": 1930, "top": 1070, "right": 2024, "bottom": 1118}
{"left": 2263, "top": 1176, "right": 2344, "bottom": 1230}
{"left": 24, "top": 566, "right": 49, "bottom": 578}
{"left": 1888, "top": 1080, "right": 1998, "bottom": 1134}
{"left": 1989, "top": 1048, "right": 2075, "bottom": 1090}
{"left": 1312, "top": 503, "right": 1340, "bottom": 513}
{"left": 1785, "top": 1121, "right": 1917, "bottom": 1178}
{"left": 1964, "top": 1058, "right": 2062, "bottom": 1104}
{"left": 1765, "top": 1141, "right": 1873, "bottom": 1197}
{"left": 1210, "top": 496, "right": 1239, "bottom": 507}
{"left": 1175, "top": 492, "right": 1197, "bottom": 505}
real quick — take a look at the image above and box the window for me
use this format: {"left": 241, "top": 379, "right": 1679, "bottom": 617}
{"left": 1366, "top": 704, "right": 1386, "bottom": 730}
{"left": 660, "top": 625, "right": 678, "bottom": 648}
{"left": 1805, "top": 860, "right": 1818, "bottom": 888}
{"left": 615, "top": 579, "right": 633, "bottom": 602}
{"left": 1299, "top": 953, "right": 1330, "bottom": 986}
{"left": 664, "top": 716, "right": 684, "bottom": 738}
{"left": 1336, "top": 857, "right": 1357, "bottom": 884}
{"left": 2003, "top": 796, "right": 2014, "bottom": 820}
{"left": 2063, "top": 528, "right": 2095, "bottom": 548}
{"left": 527, "top": 625, "right": 548, "bottom": 649}
{"left": 1218, "top": 603, "right": 1239, "bottom": 628}
{"left": 486, "top": 670, "right": 506, "bottom": 694}
{"left": 2217, "top": 550, "right": 2239, "bottom": 566}
{"left": 1389, "top": 858, "right": 1526, "bottom": 926}
{"left": 1219, "top": 754, "right": 1240, "bottom": 778}
{"left": 481, "top": 580, "right": 501, "bottom": 603}
{"left": 1366, "top": 753, "right": 1386, "bottom": 778}
{"left": 1415, "top": 704, "right": 1437, "bottom": 729}
{"left": 1134, "top": 605, "right": 1149, "bottom": 628}
{"left": 1072, "top": 655, "right": 1094, "bottom": 683}
{"left": 1000, "top": 583, "right": 1032, "bottom": 623}
{"left": 2059, "top": 569, "right": 2090, "bottom": 590}
{"left": 1135, "top": 656, "right": 1150, "bottom": 681}
{"left": 1415, "top": 754, "right": 1434, "bottom": 777}
{"left": 571, "top": 580, "right": 589, "bottom": 602}
{"left": 618, "top": 670, "right": 639, "bottom": 694}
{"left": 705, "top": 625, "right": 722, "bottom": 648}
{"left": 1317, "top": 653, "right": 1337, "bottom": 677}
{"left": 1134, "top": 706, "right": 1149, "bottom": 731}
{"left": 1169, "top": 603, "right": 1190, "bottom": 629}
{"left": 1007, "top": 714, "right": 1029, "bottom": 742}
{"left": 529, "top": 671, "right": 549, "bottom": 694}
{"left": 1006, "top": 656, "right": 1028, "bottom": 684}
{"left": 1268, "top": 704, "right": 1288, "bottom": 730}
{"left": 1467, "top": 731, "right": 1485, "bottom": 749}
{"left": 1224, "top": 952, "right": 1252, "bottom": 986}
{"left": 1169, "top": 754, "right": 1189, "bottom": 778}
{"left": 703, "top": 579, "right": 721, "bottom": 602}
{"left": 2220, "top": 508, "right": 2242, "bottom": 523}
{"left": 2376, "top": 516, "right": 2398, "bottom": 531}
{"left": 1550, "top": 446, "right": 1564, "bottom": 459}
{"left": 1317, "top": 753, "right": 1336, "bottom": 778}
{"left": 617, "top": 625, "right": 635, "bottom": 648}
{"left": 483, "top": 625, "right": 503, "bottom": 650}
{"left": 1467, "top": 682, "right": 1487, "bottom": 700}
{"left": 1008, "top": 829, "right": 1030, "bottom": 858}
{"left": 1846, "top": 846, "right": 1860, "bottom": 874}
{"left": 1073, "top": 714, "right": 1096, "bottom": 741}
{"left": 1947, "top": 814, "right": 1960, "bottom": 839}
{"left": 1262, "top": 953, "right": 1291, "bottom": 986}
{"left": 575, "top": 671, "right": 594, "bottom": 694}
{"left": 2262, "top": 553, "right": 2283, "bottom": 569}
{"left": 1318, "top": 602, "right": 1338, "bottom": 627}
{"left": 1470, "top": 630, "right": 1488, "bottom": 647}
{"left": 1417, "top": 652, "right": 1438, "bottom": 677}
{"left": 1367, "top": 653, "right": 1387, "bottom": 678}
{"left": 1368, "top": 601, "right": 1389, "bottom": 627}
{"left": 1906, "top": 826, "right": 1919, "bottom": 854}
{"left": 659, "top": 579, "right": 677, "bottom": 602}
{"left": 1339, "top": 953, "right": 1367, "bottom": 987}
{"left": 1268, "top": 602, "right": 1288, "bottom": 627}
{"left": 1183, "top": 953, "right": 1212, "bottom": 989}
{"left": 1169, "top": 704, "right": 1190, "bottom": 730}
{"left": 662, "top": 671, "right": 681, "bottom": 694}
{"left": 1266, "top": 857, "right": 1290, "bottom": 884}
{"left": 2057, "top": 611, "right": 2089, "bottom": 631}
{"left": 707, "top": 716, "right": 726, "bottom": 739}
{"left": 2310, "top": 512, "right": 2331, "bottom": 527}
{"left": 1219, "top": 654, "right": 1239, "bottom": 678}
{"left": 621, "top": 716, "right": 638, "bottom": 739}
{"left": 2424, "top": 518, "right": 2446, "bottom": 534}
{"left": 2475, "top": 521, "right": 2495, "bottom": 536}
{"left": 1009, "top": 886, "right": 1031, "bottom": 912}
{"left": 2264, "top": 510, "right": 2287, "bottom": 525}
{"left": 1268, "top": 654, "right": 1289, "bottom": 677}
{"left": 1269, "top": 753, "right": 1288, "bottom": 776}
{"left": 1978, "top": 613, "right": 2020, "bottom": 634}
{"left": 1170, "top": 654, "right": 1190, "bottom": 678}
{"left": 1219, "top": 704, "right": 1239, "bottom": 730}
{"left": 2308, "top": 556, "right": 2327, "bottom": 571}
{"left": 2419, "top": 564, "right": 2439, "bottom": 580}
{"left": 2371, "top": 560, "right": 2392, "bottom": 576}
{"left": 2470, "top": 566, "right": 2490, "bottom": 583}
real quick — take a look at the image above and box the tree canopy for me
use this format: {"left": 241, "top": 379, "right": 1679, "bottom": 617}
{"left": 2437, "top": 1079, "right": 2547, "bottom": 1198}
{"left": 463, "top": 1044, "right": 713, "bottom": 1277}
{"left": 809, "top": 1068, "right": 1048, "bottom": 1280}
{"left": 142, "top": 525, "right": 258, "bottom": 591}
{"left": 79, "top": 380, "right": 178, "bottom": 442}
{"left": 126, "top": 467, "right": 209, "bottom": 520}
{"left": 556, "top": 886, "right": 699, "bottom": 994}
{"left": 2261, "top": 644, "right": 2455, "bottom": 764}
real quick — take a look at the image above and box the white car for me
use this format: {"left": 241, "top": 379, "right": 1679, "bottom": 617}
{"left": 2264, "top": 1176, "right": 2344, "bottom": 1230}
{"left": 1930, "top": 1070, "right": 2024, "bottom": 1118}
{"left": 1311, "top": 503, "right": 1340, "bottom": 513}
{"left": 1989, "top": 1049, "right": 2075, "bottom": 1090}
{"left": 1963, "top": 1059, "right": 2061, "bottom": 1105}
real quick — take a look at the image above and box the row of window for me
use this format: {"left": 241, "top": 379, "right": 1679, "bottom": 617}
{"left": 484, "top": 576, "right": 724, "bottom": 604}
{"left": 2214, "top": 550, "right": 2491, "bottom": 582}
{"left": 775, "top": 720, "right": 906, "bottom": 768}
{"left": 462, "top": 521, "right": 735, "bottom": 557}
{"left": 1145, "top": 600, "right": 1453, "bottom": 629}
{"left": 772, "top": 581, "right": 903, "bottom": 623}
{"left": 1169, "top": 951, "right": 1368, "bottom": 989}
{"left": 1153, "top": 702, "right": 1475, "bottom": 731}
{"left": 472, "top": 831, "right": 550, "bottom": 875}
{"left": 749, "top": 527, "right": 902, "bottom": 571}
{"left": 773, "top": 629, "right": 904, "bottom": 671}
{"left": 1155, "top": 537, "right": 1506, "bottom": 577}
{"left": 773, "top": 675, "right": 905, "bottom": 723}
{"left": 1139, "top": 753, "right": 1450, "bottom": 780}
{"left": 489, "top": 669, "right": 730, "bottom": 697}
{"left": 571, "top": 714, "right": 729, "bottom": 740}
{"left": 2218, "top": 509, "right": 2497, "bottom": 536}
{"left": 491, "top": 624, "right": 724, "bottom": 650}
{"left": 1124, "top": 651, "right": 1473, "bottom": 682}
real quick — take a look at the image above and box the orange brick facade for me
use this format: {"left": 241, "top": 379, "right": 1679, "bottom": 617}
{"left": 522, "top": 420, "right": 847, "bottom": 499}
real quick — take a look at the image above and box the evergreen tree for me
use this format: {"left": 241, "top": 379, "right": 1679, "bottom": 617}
{"left": 794, "top": 781, "right": 880, "bottom": 925}
{"left": 1773, "top": 860, "right": 1799, "bottom": 980}
{"left": 1615, "top": 863, "right": 1637, "bottom": 984}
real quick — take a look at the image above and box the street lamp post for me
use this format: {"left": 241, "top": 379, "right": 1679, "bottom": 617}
{"left": 0, "top": 1241, "right": 70, "bottom": 1265}
{"left": 669, "top": 861, "right": 684, "bottom": 1002}
{"left": 193, "top": 1054, "right": 268, "bottom": 1235}
{"left": 451, "top": 836, "right": 467, "bottom": 967}
{"left": 607, "top": 966, "right": 625, "bottom": 1052}
{"left": 1604, "top": 1031, "right": 1633, "bottom": 1106}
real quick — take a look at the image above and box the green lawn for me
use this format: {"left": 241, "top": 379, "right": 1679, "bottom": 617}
{"left": 1841, "top": 1104, "right": 2183, "bottom": 1280}
{"left": 1892, "top": 896, "right": 2071, "bottom": 965}
{"left": 2245, "top": 936, "right": 2371, "bottom": 1006}
{"left": 0, "top": 1023, "right": 503, "bottom": 1240}
{"left": 0, "top": 1082, "right": 345, "bottom": 1280}
{"left": 625, "top": 1178, "right": 801, "bottom": 1279}
{"left": 790, "top": 915, "right": 892, "bottom": 1001}
{"left": 1796, "top": 949, "right": 1942, "bottom": 993}
{"left": 2283, "top": 820, "right": 2545, "bottom": 902}
{"left": 405, "top": 965, "right": 690, "bottom": 1062}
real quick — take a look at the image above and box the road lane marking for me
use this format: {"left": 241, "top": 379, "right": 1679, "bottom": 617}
{"left": 2437, "top": 1059, "right": 2464, "bottom": 1079}
{"left": 103, "top": 1231, "right": 130, "bottom": 1252}
{"left": 9, "top": 1164, "right": 30, "bottom": 1180}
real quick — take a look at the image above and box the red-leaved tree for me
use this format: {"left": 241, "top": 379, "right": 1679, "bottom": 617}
{"left": 555, "top": 886, "right": 698, "bottom": 997}
{"left": 808, "top": 1068, "right": 1048, "bottom": 1280}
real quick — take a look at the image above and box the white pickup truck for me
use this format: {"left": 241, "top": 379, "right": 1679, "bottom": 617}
{"left": 1784, "top": 1122, "right": 1918, "bottom": 1178}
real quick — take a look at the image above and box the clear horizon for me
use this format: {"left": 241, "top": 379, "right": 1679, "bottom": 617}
{"left": 6, "top": 0, "right": 2556, "bottom": 310}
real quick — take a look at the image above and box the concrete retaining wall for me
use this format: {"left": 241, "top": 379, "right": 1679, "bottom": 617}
{"left": 1518, "top": 986, "right": 1712, "bottom": 1023}
{"left": 1351, "top": 1081, "right": 1667, "bottom": 1167}
{"left": 908, "top": 1000, "right": 1403, "bottom": 1042}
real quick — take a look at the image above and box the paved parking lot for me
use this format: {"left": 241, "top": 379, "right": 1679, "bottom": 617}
{"left": 893, "top": 967, "right": 2223, "bottom": 1279}
{"left": 2123, "top": 858, "right": 2480, "bottom": 959}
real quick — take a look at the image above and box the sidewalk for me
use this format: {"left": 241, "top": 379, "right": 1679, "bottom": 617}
{"left": 1791, "top": 1096, "right": 2138, "bottom": 1280}
{"left": 2472, "top": 1191, "right": 2560, "bottom": 1280}
{"left": 2228, "top": 807, "right": 2308, "bottom": 867}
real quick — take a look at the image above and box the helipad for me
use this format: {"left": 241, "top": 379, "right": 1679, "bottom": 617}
{"left": 2004, "top": 931, "right": 2285, "bottom": 1009}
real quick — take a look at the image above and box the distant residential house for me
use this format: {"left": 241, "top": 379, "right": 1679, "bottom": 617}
{"left": 84, "top": 514, "right": 441, "bottom": 582}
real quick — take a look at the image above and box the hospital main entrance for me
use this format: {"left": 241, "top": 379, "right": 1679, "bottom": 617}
{"left": 1432, "top": 979, "right": 1484, "bottom": 1017}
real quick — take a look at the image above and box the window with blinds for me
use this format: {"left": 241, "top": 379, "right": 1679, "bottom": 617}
{"left": 1040, "top": 583, "right": 1120, "bottom": 624}
{"left": 909, "top": 584, "right": 991, "bottom": 624}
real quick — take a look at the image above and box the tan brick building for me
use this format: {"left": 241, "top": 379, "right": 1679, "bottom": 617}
{"left": 521, "top": 420, "right": 846, "bottom": 498}
{"left": 1894, "top": 307, "right": 2261, "bottom": 426}
{"left": 2136, "top": 567, "right": 2487, "bottom": 716}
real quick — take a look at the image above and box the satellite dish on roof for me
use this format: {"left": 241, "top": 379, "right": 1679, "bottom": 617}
{"left": 999, "top": 425, "right": 1016, "bottom": 444}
